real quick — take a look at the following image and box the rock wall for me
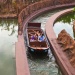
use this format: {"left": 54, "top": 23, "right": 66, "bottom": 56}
{"left": 57, "top": 29, "right": 75, "bottom": 67}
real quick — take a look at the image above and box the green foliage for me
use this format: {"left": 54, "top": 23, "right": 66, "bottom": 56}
{"left": 56, "top": 12, "right": 75, "bottom": 24}
{"left": 73, "top": 7, "right": 75, "bottom": 12}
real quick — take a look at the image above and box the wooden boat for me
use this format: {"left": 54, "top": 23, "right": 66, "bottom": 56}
{"left": 25, "top": 23, "right": 49, "bottom": 54}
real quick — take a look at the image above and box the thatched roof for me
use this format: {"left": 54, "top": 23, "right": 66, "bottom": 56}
{"left": 0, "top": 0, "right": 7, "bottom": 4}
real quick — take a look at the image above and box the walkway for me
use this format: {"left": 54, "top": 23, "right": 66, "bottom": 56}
{"left": 16, "top": 35, "right": 30, "bottom": 75}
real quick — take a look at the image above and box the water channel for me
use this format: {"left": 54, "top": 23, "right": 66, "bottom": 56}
{"left": 0, "top": 8, "right": 73, "bottom": 75}
{"left": 28, "top": 9, "right": 65, "bottom": 75}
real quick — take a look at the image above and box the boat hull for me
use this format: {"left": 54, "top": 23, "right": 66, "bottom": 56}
{"left": 27, "top": 46, "right": 49, "bottom": 55}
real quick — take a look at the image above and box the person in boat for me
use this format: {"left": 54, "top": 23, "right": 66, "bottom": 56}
{"left": 30, "top": 34, "right": 37, "bottom": 42}
{"left": 33, "top": 30, "right": 45, "bottom": 41}
{"left": 30, "top": 30, "right": 45, "bottom": 41}
{"left": 38, "top": 33, "right": 45, "bottom": 42}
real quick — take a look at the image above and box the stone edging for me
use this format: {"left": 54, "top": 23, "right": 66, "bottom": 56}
{"left": 46, "top": 8, "right": 75, "bottom": 75}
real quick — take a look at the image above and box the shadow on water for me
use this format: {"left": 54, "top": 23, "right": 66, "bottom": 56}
{"left": 27, "top": 48, "right": 55, "bottom": 62}
{"left": 27, "top": 51, "right": 49, "bottom": 60}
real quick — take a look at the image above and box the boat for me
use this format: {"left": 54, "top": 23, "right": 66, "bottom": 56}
{"left": 25, "top": 23, "right": 49, "bottom": 54}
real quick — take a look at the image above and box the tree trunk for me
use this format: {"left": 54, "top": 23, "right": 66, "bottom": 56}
{"left": 73, "top": 20, "right": 75, "bottom": 39}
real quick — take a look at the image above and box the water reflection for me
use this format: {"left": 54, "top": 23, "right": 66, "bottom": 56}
{"left": 54, "top": 12, "right": 75, "bottom": 39}
{"left": 0, "top": 18, "right": 18, "bottom": 36}
{"left": 57, "top": 12, "right": 75, "bottom": 24}
{"left": 0, "top": 18, "right": 18, "bottom": 75}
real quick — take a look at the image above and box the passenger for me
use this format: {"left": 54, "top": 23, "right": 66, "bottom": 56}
{"left": 38, "top": 33, "right": 45, "bottom": 42}
{"left": 30, "top": 34, "right": 37, "bottom": 42}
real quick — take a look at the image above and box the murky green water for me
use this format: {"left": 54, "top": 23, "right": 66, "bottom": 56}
{"left": 27, "top": 9, "right": 65, "bottom": 75}
{"left": 54, "top": 12, "right": 75, "bottom": 39}
{"left": 0, "top": 18, "right": 18, "bottom": 75}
